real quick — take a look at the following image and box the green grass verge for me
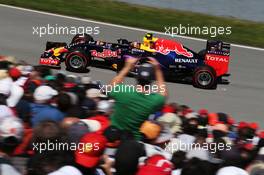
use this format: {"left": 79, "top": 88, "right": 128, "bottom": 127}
{"left": 1, "top": 0, "right": 264, "bottom": 48}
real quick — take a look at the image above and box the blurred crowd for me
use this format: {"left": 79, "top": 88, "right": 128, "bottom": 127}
{"left": 0, "top": 55, "right": 263, "bottom": 175}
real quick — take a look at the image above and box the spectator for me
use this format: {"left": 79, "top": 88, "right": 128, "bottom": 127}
{"left": 0, "top": 76, "right": 13, "bottom": 99}
{"left": 171, "top": 151, "right": 186, "bottom": 175}
{"left": 30, "top": 85, "right": 65, "bottom": 126}
{"left": 48, "top": 165, "right": 83, "bottom": 175}
{"left": 86, "top": 88, "right": 106, "bottom": 102}
{"left": 109, "top": 57, "right": 167, "bottom": 140}
{"left": 97, "top": 100, "right": 113, "bottom": 116}
{"left": 6, "top": 83, "right": 24, "bottom": 108}
{"left": 0, "top": 117, "right": 24, "bottom": 175}
{"left": 140, "top": 120, "right": 161, "bottom": 141}
{"left": 247, "top": 162, "right": 264, "bottom": 175}
{"left": 0, "top": 105, "right": 14, "bottom": 120}
{"left": 28, "top": 121, "right": 73, "bottom": 175}
{"left": 136, "top": 154, "right": 173, "bottom": 175}
{"left": 216, "top": 166, "right": 248, "bottom": 175}
{"left": 181, "top": 158, "right": 215, "bottom": 175}
{"left": 80, "top": 98, "right": 97, "bottom": 118}
{"left": 74, "top": 133, "right": 112, "bottom": 175}
{"left": 103, "top": 126, "right": 122, "bottom": 157}
{"left": 57, "top": 93, "right": 72, "bottom": 112}
{"left": 23, "top": 67, "right": 42, "bottom": 100}
{"left": 67, "top": 120, "right": 90, "bottom": 144}
{"left": 165, "top": 118, "right": 198, "bottom": 153}
{"left": 115, "top": 140, "right": 146, "bottom": 175}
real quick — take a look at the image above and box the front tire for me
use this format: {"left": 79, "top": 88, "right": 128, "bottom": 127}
{"left": 65, "top": 50, "right": 90, "bottom": 72}
{"left": 193, "top": 66, "right": 217, "bottom": 89}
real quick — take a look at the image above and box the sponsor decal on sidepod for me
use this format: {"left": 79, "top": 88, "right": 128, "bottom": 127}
{"left": 154, "top": 38, "right": 193, "bottom": 58}
{"left": 91, "top": 49, "right": 118, "bottom": 58}
{"left": 206, "top": 55, "right": 229, "bottom": 62}
{"left": 175, "top": 58, "right": 198, "bottom": 63}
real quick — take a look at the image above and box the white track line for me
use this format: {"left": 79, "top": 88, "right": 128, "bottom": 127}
{"left": 1, "top": 3, "right": 264, "bottom": 51}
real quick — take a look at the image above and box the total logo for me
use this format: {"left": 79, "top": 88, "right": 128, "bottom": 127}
{"left": 39, "top": 58, "right": 59, "bottom": 65}
{"left": 175, "top": 58, "right": 198, "bottom": 64}
{"left": 91, "top": 49, "right": 118, "bottom": 58}
{"left": 206, "top": 55, "right": 229, "bottom": 62}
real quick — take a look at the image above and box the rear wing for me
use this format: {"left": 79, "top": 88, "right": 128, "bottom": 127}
{"left": 206, "top": 40, "right": 230, "bottom": 55}
{"left": 205, "top": 41, "right": 231, "bottom": 77}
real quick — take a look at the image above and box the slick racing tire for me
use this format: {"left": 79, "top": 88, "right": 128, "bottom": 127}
{"left": 193, "top": 66, "right": 217, "bottom": 89}
{"left": 71, "top": 33, "right": 94, "bottom": 44}
{"left": 65, "top": 50, "right": 90, "bottom": 72}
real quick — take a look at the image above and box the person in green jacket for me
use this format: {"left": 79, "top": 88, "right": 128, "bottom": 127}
{"left": 108, "top": 56, "right": 168, "bottom": 140}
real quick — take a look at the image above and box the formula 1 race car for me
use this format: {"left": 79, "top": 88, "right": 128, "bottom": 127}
{"left": 39, "top": 33, "right": 231, "bottom": 89}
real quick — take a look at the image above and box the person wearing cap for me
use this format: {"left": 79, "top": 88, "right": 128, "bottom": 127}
{"left": 216, "top": 166, "right": 248, "bottom": 175}
{"left": 0, "top": 117, "right": 24, "bottom": 175}
{"left": 86, "top": 88, "right": 107, "bottom": 102}
{"left": 0, "top": 67, "right": 25, "bottom": 109}
{"left": 103, "top": 126, "right": 122, "bottom": 157}
{"left": 109, "top": 56, "right": 167, "bottom": 140}
{"left": 97, "top": 100, "right": 113, "bottom": 116}
{"left": 136, "top": 154, "right": 173, "bottom": 175}
{"left": 8, "top": 67, "right": 22, "bottom": 82}
{"left": 65, "top": 115, "right": 110, "bottom": 144}
{"left": 30, "top": 85, "right": 65, "bottom": 127}
{"left": 74, "top": 133, "right": 113, "bottom": 175}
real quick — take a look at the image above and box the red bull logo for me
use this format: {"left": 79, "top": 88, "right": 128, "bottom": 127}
{"left": 154, "top": 38, "right": 193, "bottom": 58}
{"left": 91, "top": 49, "right": 118, "bottom": 58}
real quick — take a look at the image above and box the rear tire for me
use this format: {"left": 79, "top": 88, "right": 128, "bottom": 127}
{"left": 65, "top": 50, "right": 90, "bottom": 72}
{"left": 193, "top": 66, "right": 217, "bottom": 89}
{"left": 71, "top": 33, "right": 94, "bottom": 44}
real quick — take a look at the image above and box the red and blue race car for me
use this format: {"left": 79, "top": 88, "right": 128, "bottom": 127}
{"left": 39, "top": 33, "right": 231, "bottom": 89}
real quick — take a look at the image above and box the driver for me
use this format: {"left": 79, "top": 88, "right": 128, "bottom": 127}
{"left": 140, "top": 33, "right": 158, "bottom": 52}
{"left": 130, "top": 41, "right": 141, "bottom": 49}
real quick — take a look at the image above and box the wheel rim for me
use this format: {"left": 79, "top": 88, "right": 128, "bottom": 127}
{"left": 69, "top": 55, "right": 84, "bottom": 69}
{"left": 197, "top": 72, "right": 212, "bottom": 86}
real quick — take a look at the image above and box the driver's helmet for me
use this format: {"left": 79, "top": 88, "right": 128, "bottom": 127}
{"left": 143, "top": 33, "right": 157, "bottom": 48}
{"left": 53, "top": 47, "right": 68, "bottom": 57}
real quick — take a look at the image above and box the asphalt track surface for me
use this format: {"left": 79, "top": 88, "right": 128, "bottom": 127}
{"left": 0, "top": 5, "right": 263, "bottom": 127}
